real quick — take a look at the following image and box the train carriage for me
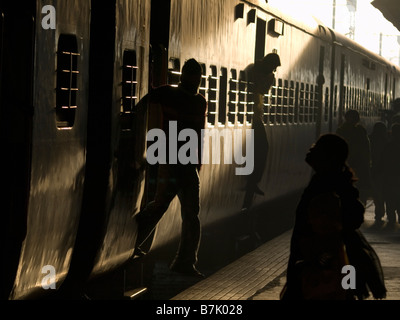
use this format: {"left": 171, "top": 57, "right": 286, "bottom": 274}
{"left": 2, "top": 0, "right": 400, "bottom": 300}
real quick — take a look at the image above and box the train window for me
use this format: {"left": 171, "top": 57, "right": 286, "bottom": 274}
{"left": 393, "top": 78, "right": 396, "bottom": 99}
{"left": 362, "top": 90, "right": 367, "bottom": 117}
{"left": 121, "top": 50, "right": 138, "bottom": 114}
{"left": 299, "top": 83, "right": 305, "bottom": 123}
{"left": 247, "top": 77, "right": 254, "bottom": 125}
{"left": 324, "top": 87, "right": 329, "bottom": 122}
{"left": 167, "top": 58, "right": 181, "bottom": 87}
{"left": 218, "top": 67, "right": 228, "bottom": 125}
{"left": 283, "top": 80, "right": 289, "bottom": 124}
{"left": 311, "top": 84, "right": 317, "bottom": 123}
{"left": 207, "top": 65, "right": 218, "bottom": 125}
{"left": 262, "top": 85, "right": 270, "bottom": 124}
{"left": 56, "top": 34, "right": 79, "bottom": 129}
{"left": 288, "top": 81, "right": 295, "bottom": 124}
{"left": 310, "top": 84, "right": 316, "bottom": 123}
{"left": 305, "top": 84, "right": 310, "bottom": 123}
{"left": 347, "top": 86, "right": 351, "bottom": 111}
{"left": 334, "top": 85, "right": 338, "bottom": 119}
{"left": 228, "top": 69, "right": 238, "bottom": 124}
{"left": 238, "top": 71, "right": 247, "bottom": 125}
{"left": 199, "top": 63, "right": 207, "bottom": 99}
{"left": 276, "top": 79, "right": 283, "bottom": 124}
{"left": 269, "top": 79, "right": 277, "bottom": 124}
{"left": 354, "top": 87, "right": 358, "bottom": 112}
{"left": 343, "top": 86, "right": 348, "bottom": 113}
{"left": 294, "top": 82, "right": 300, "bottom": 124}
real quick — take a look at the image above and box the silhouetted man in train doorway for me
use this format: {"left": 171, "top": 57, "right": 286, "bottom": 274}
{"left": 134, "top": 58, "right": 207, "bottom": 278}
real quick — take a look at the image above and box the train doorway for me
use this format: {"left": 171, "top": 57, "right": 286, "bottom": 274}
{"left": 255, "top": 17, "right": 267, "bottom": 62}
{"left": 150, "top": 0, "right": 171, "bottom": 88}
{"left": 0, "top": 3, "right": 35, "bottom": 299}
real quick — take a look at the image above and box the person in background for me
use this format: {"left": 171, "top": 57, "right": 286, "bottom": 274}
{"left": 379, "top": 123, "right": 400, "bottom": 226}
{"left": 336, "top": 109, "right": 371, "bottom": 206}
{"left": 369, "top": 122, "right": 388, "bottom": 224}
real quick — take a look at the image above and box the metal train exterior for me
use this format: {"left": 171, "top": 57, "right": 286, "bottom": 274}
{"left": 1, "top": 0, "right": 399, "bottom": 300}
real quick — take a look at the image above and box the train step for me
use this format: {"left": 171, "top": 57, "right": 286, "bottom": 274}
{"left": 124, "top": 287, "right": 148, "bottom": 300}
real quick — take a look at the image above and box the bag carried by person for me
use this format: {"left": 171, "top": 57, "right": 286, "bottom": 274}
{"left": 344, "top": 229, "right": 387, "bottom": 300}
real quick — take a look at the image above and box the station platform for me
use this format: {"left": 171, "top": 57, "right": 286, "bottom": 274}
{"left": 171, "top": 201, "right": 400, "bottom": 301}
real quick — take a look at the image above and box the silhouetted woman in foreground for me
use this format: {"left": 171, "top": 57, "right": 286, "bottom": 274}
{"left": 281, "top": 134, "right": 386, "bottom": 300}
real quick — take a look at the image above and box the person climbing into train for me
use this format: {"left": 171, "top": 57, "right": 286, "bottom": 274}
{"left": 280, "top": 134, "right": 386, "bottom": 300}
{"left": 242, "top": 52, "right": 281, "bottom": 209}
{"left": 133, "top": 58, "right": 207, "bottom": 278}
{"left": 336, "top": 109, "right": 371, "bottom": 206}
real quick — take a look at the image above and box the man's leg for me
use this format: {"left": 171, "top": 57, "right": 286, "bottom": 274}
{"left": 170, "top": 166, "right": 203, "bottom": 277}
{"left": 135, "top": 165, "right": 178, "bottom": 252}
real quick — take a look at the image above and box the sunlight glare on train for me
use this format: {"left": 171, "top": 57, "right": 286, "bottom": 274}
{"left": 268, "top": 0, "right": 400, "bottom": 66}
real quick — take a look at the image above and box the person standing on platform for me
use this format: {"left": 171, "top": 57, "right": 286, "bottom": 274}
{"left": 281, "top": 134, "right": 386, "bottom": 300}
{"left": 336, "top": 109, "right": 371, "bottom": 206}
{"left": 133, "top": 58, "right": 207, "bottom": 278}
{"left": 369, "top": 122, "right": 389, "bottom": 223}
{"left": 379, "top": 123, "right": 400, "bottom": 226}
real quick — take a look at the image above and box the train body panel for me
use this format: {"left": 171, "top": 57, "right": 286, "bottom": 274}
{"left": 9, "top": 0, "right": 91, "bottom": 299}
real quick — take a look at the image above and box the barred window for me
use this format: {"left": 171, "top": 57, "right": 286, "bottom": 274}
{"left": 207, "top": 65, "right": 218, "bottom": 125}
{"left": 237, "top": 71, "right": 247, "bottom": 125}
{"left": 246, "top": 77, "right": 254, "bottom": 125}
{"left": 228, "top": 69, "right": 238, "bottom": 124}
{"left": 276, "top": 79, "right": 283, "bottom": 124}
{"left": 294, "top": 82, "right": 300, "bottom": 123}
{"left": 121, "top": 50, "right": 138, "bottom": 114}
{"left": 299, "top": 83, "right": 305, "bottom": 123}
{"left": 298, "top": 83, "right": 319, "bottom": 124}
{"left": 334, "top": 85, "right": 338, "bottom": 119}
{"left": 167, "top": 58, "right": 181, "bottom": 87}
{"left": 199, "top": 63, "right": 207, "bottom": 98}
{"left": 56, "top": 34, "right": 79, "bottom": 128}
{"left": 267, "top": 78, "right": 277, "bottom": 125}
{"left": 288, "top": 81, "right": 295, "bottom": 124}
{"left": 324, "top": 87, "right": 329, "bottom": 122}
{"left": 218, "top": 67, "right": 228, "bottom": 125}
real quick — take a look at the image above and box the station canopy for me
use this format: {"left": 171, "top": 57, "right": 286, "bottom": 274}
{"left": 372, "top": 0, "right": 400, "bottom": 32}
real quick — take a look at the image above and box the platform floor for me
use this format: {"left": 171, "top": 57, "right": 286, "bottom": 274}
{"left": 172, "top": 201, "right": 400, "bottom": 300}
